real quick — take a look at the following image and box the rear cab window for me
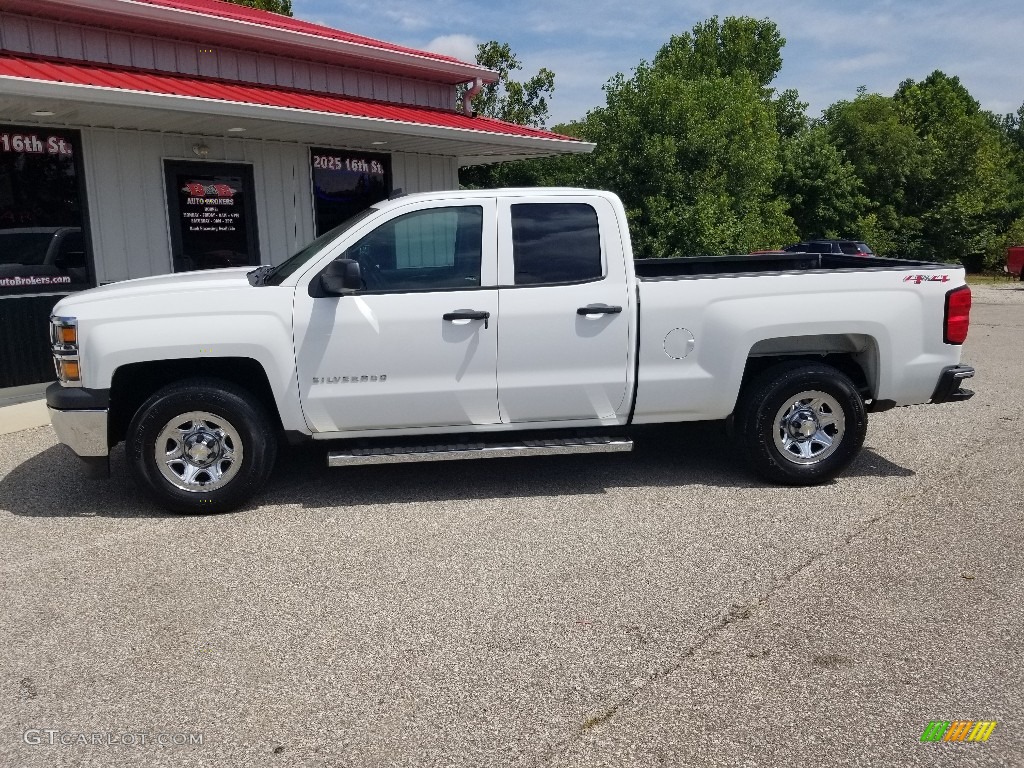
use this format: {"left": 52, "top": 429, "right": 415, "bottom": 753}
{"left": 509, "top": 203, "right": 603, "bottom": 285}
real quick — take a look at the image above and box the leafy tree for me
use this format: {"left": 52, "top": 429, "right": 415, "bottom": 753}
{"left": 777, "top": 126, "right": 867, "bottom": 240}
{"left": 994, "top": 102, "right": 1024, "bottom": 251}
{"left": 580, "top": 17, "right": 797, "bottom": 257}
{"left": 222, "top": 0, "right": 292, "bottom": 14}
{"left": 775, "top": 88, "right": 809, "bottom": 139}
{"left": 459, "top": 42, "right": 558, "bottom": 188}
{"left": 823, "top": 92, "right": 927, "bottom": 256}
{"left": 823, "top": 74, "right": 1015, "bottom": 267}
{"left": 461, "top": 42, "right": 555, "bottom": 128}
{"left": 1001, "top": 102, "right": 1024, "bottom": 156}
{"left": 894, "top": 72, "right": 1015, "bottom": 267}
{"left": 651, "top": 16, "right": 784, "bottom": 92}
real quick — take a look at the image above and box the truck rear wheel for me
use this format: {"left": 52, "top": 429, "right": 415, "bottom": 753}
{"left": 736, "top": 362, "right": 866, "bottom": 485}
{"left": 126, "top": 379, "right": 277, "bottom": 513}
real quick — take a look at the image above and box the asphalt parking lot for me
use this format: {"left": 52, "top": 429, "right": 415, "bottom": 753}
{"left": 1, "top": 284, "right": 1022, "bottom": 768}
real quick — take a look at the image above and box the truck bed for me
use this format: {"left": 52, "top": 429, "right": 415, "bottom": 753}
{"left": 634, "top": 253, "right": 944, "bottom": 279}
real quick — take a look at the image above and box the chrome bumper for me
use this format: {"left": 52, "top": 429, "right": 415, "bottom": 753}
{"left": 48, "top": 406, "right": 109, "bottom": 458}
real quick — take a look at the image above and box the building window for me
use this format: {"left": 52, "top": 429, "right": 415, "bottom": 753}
{"left": 163, "top": 161, "right": 260, "bottom": 272}
{"left": 311, "top": 148, "right": 391, "bottom": 236}
{"left": 0, "top": 126, "right": 92, "bottom": 296}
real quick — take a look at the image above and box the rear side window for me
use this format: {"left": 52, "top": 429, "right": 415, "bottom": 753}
{"left": 510, "top": 203, "right": 602, "bottom": 285}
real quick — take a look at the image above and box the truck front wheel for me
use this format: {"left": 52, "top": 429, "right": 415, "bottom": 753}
{"left": 126, "top": 379, "right": 277, "bottom": 513}
{"left": 736, "top": 362, "right": 867, "bottom": 485}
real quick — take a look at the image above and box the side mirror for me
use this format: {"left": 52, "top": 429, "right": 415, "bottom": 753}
{"left": 320, "top": 258, "right": 362, "bottom": 295}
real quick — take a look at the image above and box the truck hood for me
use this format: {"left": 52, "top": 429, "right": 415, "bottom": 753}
{"left": 53, "top": 267, "right": 257, "bottom": 315}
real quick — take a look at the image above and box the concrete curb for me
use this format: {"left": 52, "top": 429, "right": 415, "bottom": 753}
{"left": 0, "top": 399, "right": 51, "bottom": 435}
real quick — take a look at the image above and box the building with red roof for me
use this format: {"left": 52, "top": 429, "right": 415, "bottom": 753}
{"left": 0, "top": 0, "right": 593, "bottom": 387}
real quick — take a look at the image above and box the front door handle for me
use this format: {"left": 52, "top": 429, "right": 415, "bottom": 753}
{"left": 577, "top": 304, "right": 623, "bottom": 316}
{"left": 443, "top": 309, "right": 491, "bottom": 329}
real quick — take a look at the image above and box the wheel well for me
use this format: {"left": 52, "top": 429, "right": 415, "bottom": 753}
{"left": 739, "top": 335, "right": 879, "bottom": 404}
{"left": 109, "top": 358, "right": 282, "bottom": 446}
{"left": 742, "top": 353, "right": 869, "bottom": 393}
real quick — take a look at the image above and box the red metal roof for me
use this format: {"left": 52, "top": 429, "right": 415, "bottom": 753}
{"left": 0, "top": 53, "right": 581, "bottom": 143}
{"left": 131, "top": 0, "right": 464, "bottom": 65}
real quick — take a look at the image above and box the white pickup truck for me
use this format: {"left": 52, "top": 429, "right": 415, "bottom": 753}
{"left": 46, "top": 189, "right": 975, "bottom": 513}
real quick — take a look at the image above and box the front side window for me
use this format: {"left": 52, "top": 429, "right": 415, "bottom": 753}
{"left": 342, "top": 206, "right": 483, "bottom": 292}
{"left": 511, "top": 203, "right": 602, "bottom": 285}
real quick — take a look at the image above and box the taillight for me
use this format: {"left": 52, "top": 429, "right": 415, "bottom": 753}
{"left": 944, "top": 286, "right": 971, "bottom": 344}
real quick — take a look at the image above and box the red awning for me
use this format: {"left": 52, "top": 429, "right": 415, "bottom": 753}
{"left": 0, "top": 54, "right": 579, "bottom": 144}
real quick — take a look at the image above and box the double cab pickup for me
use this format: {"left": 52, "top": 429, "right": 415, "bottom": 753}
{"left": 47, "top": 189, "right": 975, "bottom": 512}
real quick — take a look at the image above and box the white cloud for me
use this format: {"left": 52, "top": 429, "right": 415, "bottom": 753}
{"left": 425, "top": 34, "right": 479, "bottom": 64}
{"left": 383, "top": 10, "right": 433, "bottom": 32}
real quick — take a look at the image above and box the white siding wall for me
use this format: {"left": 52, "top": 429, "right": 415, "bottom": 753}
{"left": 81, "top": 129, "right": 458, "bottom": 283}
{"left": 0, "top": 13, "right": 457, "bottom": 111}
{"left": 391, "top": 154, "right": 459, "bottom": 195}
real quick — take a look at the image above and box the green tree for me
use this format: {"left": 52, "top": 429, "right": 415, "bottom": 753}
{"left": 651, "top": 16, "right": 785, "bottom": 91}
{"left": 994, "top": 102, "right": 1024, "bottom": 256}
{"left": 459, "top": 42, "right": 559, "bottom": 189}
{"left": 778, "top": 126, "right": 867, "bottom": 239}
{"left": 1002, "top": 102, "right": 1024, "bottom": 156}
{"left": 222, "top": 0, "right": 292, "bottom": 14}
{"left": 774, "top": 88, "right": 809, "bottom": 139}
{"left": 461, "top": 42, "right": 555, "bottom": 128}
{"left": 894, "top": 72, "right": 1015, "bottom": 267}
{"left": 823, "top": 92, "right": 926, "bottom": 256}
{"left": 823, "top": 74, "right": 1015, "bottom": 267}
{"left": 580, "top": 17, "right": 797, "bottom": 257}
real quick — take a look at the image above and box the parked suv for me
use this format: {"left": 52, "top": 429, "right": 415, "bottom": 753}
{"left": 784, "top": 240, "right": 875, "bottom": 257}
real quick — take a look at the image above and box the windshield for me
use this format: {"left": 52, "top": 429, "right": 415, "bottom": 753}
{"left": 263, "top": 208, "right": 377, "bottom": 286}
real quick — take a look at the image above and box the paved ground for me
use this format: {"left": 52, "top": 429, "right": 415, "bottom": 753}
{"left": 1, "top": 284, "right": 1021, "bottom": 767}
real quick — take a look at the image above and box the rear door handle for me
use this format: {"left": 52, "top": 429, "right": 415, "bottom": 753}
{"left": 443, "top": 309, "right": 490, "bottom": 329}
{"left": 577, "top": 304, "right": 623, "bottom": 316}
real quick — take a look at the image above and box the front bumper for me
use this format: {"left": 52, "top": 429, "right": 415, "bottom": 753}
{"left": 930, "top": 365, "right": 976, "bottom": 404}
{"left": 46, "top": 383, "right": 110, "bottom": 458}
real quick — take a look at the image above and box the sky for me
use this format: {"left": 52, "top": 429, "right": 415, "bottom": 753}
{"left": 293, "top": 0, "right": 1024, "bottom": 127}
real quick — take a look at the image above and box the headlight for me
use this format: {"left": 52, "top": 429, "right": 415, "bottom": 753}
{"left": 50, "top": 316, "right": 82, "bottom": 385}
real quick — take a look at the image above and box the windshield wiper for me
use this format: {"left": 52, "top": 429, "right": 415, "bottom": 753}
{"left": 247, "top": 265, "right": 274, "bottom": 286}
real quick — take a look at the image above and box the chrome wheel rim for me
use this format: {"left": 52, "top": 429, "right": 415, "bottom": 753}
{"left": 155, "top": 411, "right": 243, "bottom": 493}
{"left": 772, "top": 390, "right": 845, "bottom": 465}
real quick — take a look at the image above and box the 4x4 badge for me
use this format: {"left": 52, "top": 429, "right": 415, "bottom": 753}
{"left": 904, "top": 274, "right": 950, "bottom": 284}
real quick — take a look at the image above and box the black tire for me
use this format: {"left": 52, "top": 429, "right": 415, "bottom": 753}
{"left": 126, "top": 378, "right": 277, "bottom": 514}
{"left": 735, "top": 362, "right": 867, "bottom": 485}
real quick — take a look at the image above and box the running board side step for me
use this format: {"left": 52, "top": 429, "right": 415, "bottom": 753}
{"left": 327, "top": 436, "right": 633, "bottom": 467}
